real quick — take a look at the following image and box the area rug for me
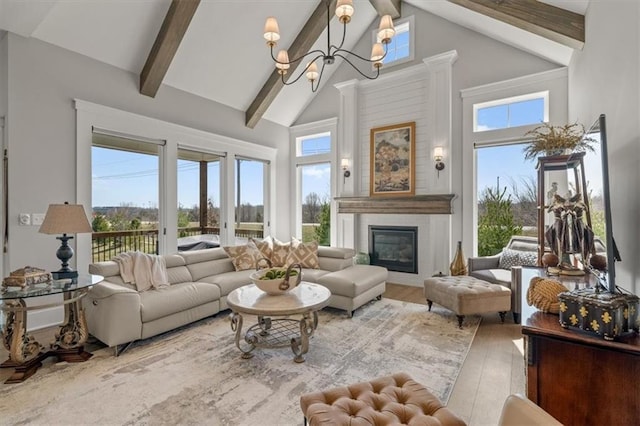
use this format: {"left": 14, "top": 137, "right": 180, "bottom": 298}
{"left": 0, "top": 299, "right": 480, "bottom": 425}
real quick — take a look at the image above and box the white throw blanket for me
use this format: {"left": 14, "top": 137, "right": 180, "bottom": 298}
{"left": 113, "top": 251, "right": 169, "bottom": 292}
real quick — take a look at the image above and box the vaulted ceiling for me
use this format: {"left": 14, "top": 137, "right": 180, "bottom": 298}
{"left": 0, "top": 0, "right": 588, "bottom": 128}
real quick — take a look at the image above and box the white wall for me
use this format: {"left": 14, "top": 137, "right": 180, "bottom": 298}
{"left": 4, "top": 33, "right": 290, "bottom": 275}
{"left": 569, "top": 2, "right": 640, "bottom": 292}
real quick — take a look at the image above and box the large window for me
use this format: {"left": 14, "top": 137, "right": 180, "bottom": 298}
{"left": 295, "top": 132, "right": 332, "bottom": 244}
{"left": 177, "top": 148, "right": 223, "bottom": 250}
{"left": 91, "top": 132, "right": 162, "bottom": 262}
{"left": 235, "top": 157, "right": 267, "bottom": 243}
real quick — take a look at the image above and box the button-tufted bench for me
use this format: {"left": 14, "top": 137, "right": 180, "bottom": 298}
{"left": 424, "top": 275, "right": 511, "bottom": 328}
{"left": 300, "top": 372, "right": 466, "bottom": 426}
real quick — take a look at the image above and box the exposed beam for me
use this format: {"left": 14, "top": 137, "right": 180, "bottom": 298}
{"left": 140, "top": 0, "right": 200, "bottom": 98}
{"left": 447, "top": 0, "right": 584, "bottom": 49}
{"left": 368, "top": 0, "right": 402, "bottom": 19}
{"left": 245, "top": 0, "right": 337, "bottom": 129}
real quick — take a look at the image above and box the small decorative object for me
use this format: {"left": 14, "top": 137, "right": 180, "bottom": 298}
{"left": 353, "top": 252, "right": 370, "bottom": 265}
{"left": 3, "top": 266, "right": 52, "bottom": 288}
{"left": 523, "top": 122, "right": 597, "bottom": 160}
{"left": 526, "top": 277, "right": 566, "bottom": 314}
{"left": 449, "top": 241, "right": 467, "bottom": 276}
{"left": 541, "top": 252, "right": 559, "bottom": 268}
{"left": 250, "top": 262, "right": 302, "bottom": 295}
{"left": 370, "top": 122, "right": 415, "bottom": 197}
{"left": 589, "top": 254, "right": 607, "bottom": 271}
{"left": 39, "top": 202, "right": 93, "bottom": 280}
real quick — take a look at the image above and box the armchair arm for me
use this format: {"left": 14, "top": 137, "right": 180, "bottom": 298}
{"left": 499, "top": 394, "right": 562, "bottom": 426}
{"left": 468, "top": 253, "right": 501, "bottom": 272}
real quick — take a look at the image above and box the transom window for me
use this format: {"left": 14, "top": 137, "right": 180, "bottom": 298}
{"left": 298, "top": 133, "right": 331, "bottom": 156}
{"left": 474, "top": 91, "right": 548, "bottom": 132}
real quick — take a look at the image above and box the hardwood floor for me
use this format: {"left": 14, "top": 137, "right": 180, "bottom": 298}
{"left": 383, "top": 283, "right": 526, "bottom": 426}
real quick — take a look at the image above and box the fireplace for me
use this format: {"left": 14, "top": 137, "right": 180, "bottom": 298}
{"left": 368, "top": 226, "right": 418, "bottom": 274}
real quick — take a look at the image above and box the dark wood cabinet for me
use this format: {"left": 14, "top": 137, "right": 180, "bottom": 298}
{"left": 520, "top": 267, "right": 640, "bottom": 425}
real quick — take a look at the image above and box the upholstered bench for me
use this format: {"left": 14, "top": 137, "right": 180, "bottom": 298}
{"left": 300, "top": 372, "right": 466, "bottom": 426}
{"left": 316, "top": 265, "right": 388, "bottom": 317}
{"left": 424, "top": 275, "right": 511, "bottom": 328}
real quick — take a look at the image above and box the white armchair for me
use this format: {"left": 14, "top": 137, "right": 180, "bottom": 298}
{"left": 499, "top": 394, "right": 563, "bottom": 426}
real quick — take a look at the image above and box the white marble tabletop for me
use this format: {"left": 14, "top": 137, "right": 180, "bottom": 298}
{"left": 227, "top": 282, "right": 331, "bottom": 316}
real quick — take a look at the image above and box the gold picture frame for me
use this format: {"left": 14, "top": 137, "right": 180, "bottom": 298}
{"left": 370, "top": 121, "right": 416, "bottom": 197}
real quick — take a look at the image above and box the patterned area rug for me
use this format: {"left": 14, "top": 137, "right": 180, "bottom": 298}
{"left": 1, "top": 298, "right": 480, "bottom": 425}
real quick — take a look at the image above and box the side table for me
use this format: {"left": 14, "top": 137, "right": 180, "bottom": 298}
{"left": 0, "top": 273, "right": 103, "bottom": 383}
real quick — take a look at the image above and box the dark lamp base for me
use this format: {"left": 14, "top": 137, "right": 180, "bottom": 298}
{"left": 52, "top": 270, "right": 78, "bottom": 280}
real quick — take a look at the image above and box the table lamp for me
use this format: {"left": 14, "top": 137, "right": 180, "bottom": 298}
{"left": 39, "top": 202, "right": 93, "bottom": 279}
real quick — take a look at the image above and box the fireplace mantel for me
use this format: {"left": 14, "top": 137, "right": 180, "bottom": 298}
{"left": 335, "top": 194, "right": 455, "bottom": 214}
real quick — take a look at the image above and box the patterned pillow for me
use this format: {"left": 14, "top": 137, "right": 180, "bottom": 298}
{"left": 499, "top": 248, "right": 538, "bottom": 270}
{"left": 250, "top": 236, "right": 273, "bottom": 265}
{"left": 286, "top": 239, "right": 320, "bottom": 269}
{"left": 271, "top": 238, "right": 291, "bottom": 267}
{"left": 223, "top": 241, "right": 261, "bottom": 271}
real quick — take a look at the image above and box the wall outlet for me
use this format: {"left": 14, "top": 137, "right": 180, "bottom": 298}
{"left": 19, "top": 213, "right": 31, "bottom": 226}
{"left": 32, "top": 213, "right": 46, "bottom": 226}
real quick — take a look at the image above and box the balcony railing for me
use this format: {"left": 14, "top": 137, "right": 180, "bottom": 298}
{"left": 91, "top": 226, "right": 264, "bottom": 263}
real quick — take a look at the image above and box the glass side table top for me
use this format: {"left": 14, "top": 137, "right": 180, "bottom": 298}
{"left": 0, "top": 274, "right": 103, "bottom": 301}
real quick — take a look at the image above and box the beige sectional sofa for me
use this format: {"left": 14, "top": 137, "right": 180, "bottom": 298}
{"left": 85, "top": 246, "right": 388, "bottom": 353}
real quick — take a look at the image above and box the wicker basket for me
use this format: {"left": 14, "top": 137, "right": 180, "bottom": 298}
{"left": 526, "top": 277, "right": 567, "bottom": 314}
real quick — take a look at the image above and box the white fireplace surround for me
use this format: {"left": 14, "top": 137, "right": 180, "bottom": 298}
{"left": 334, "top": 51, "right": 458, "bottom": 286}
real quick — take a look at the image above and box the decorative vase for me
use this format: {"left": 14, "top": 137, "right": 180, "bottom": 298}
{"left": 353, "top": 252, "right": 370, "bottom": 265}
{"left": 450, "top": 241, "right": 468, "bottom": 276}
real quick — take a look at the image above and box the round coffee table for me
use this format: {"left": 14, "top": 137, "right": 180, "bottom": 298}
{"left": 227, "top": 282, "right": 331, "bottom": 363}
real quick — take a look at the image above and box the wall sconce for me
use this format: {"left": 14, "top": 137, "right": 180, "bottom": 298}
{"left": 341, "top": 158, "right": 351, "bottom": 184}
{"left": 434, "top": 146, "right": 445, "bottom": 177}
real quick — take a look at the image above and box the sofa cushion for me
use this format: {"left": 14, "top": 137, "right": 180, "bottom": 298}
{"left": 271, "top": 238, "right": 290, "bottom": 267}
{"left": 250, "top": 236, "right": 273, "bottom": 262}
{"left": 139, "top": 282, "right": 221, "bottom": 322}
{"left": 287, "top": 239, "right": 320, "bottom": 269}
{"left": 317, "top": 265, "right": 387, "bottom": 298}
{"left": 499, "top": 248, "right": 538, "bottom": 270}
{"left": 207, "top": 269, "right": 253, "bottom": 297}
{"left": 223, "top": 241, "right": 261, "bottom": 271}
{"left": 469, "top": 269, "right": 512, "bottom": 287}
{"left": 299, "top": 268, "right": 330, "bottom": 283}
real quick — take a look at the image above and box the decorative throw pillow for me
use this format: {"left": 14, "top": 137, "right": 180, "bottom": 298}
{"left": 250, "top": 236, "right": 273, "bottom": 265}
{"left": 499, "top": 248, "right": 538, "bottom": 270}
{"left": 286, "top": 239, "right": 320, "bottom": 269}
{"left": 271, "top": 238, "right": 291, "bottom": 267}
{"left": 223, "top": 241, "right": 261, "bottom": 271}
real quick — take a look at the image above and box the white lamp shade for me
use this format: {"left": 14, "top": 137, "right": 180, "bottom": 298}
{"left": 371, "top": 43, "right": 384, "bottom": 65}
{"left": 336, "top": 0, "right": 354, "bottom": 22}
{"left": 341, "top": 158, "right": 350, "bottom": 169}
{"left": 39, "top": 203, "right": 93, "bottom": 235}
{"left": 275, "top": 50, "right": 290, "bottom": 71}
{"left": 306, "top": 62, "right": 319, "bottom": 82}
{"left": 263, "top": 17, "right": 280, "bottom": 43}
{"left": 434, "top": 146, "right": 444, "bottom": 161}
{"left": 377, "top": 15, "right": 395, "bottom": 43}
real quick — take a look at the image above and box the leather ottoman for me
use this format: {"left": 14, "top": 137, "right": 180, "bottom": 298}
{"left": 300, "top": 372, "right": 466, "bottom": 426}
{"left": 424, "top": 275, "right": 511, "bottom": 328}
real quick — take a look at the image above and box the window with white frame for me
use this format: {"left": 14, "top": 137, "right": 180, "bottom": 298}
{"left": 474, "top": 91, "right": 548, "bottom": 132}
{"left": 372, "top": 15, "right": 414, "bottom": 67}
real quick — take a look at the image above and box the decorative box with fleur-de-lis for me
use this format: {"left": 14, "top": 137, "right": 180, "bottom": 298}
{"left": 558, "top": 288, "right": 640, "bottom": 341}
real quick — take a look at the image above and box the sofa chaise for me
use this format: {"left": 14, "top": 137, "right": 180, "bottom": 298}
{"left": 85, "top": 246, "right": 388, "bottom": 353}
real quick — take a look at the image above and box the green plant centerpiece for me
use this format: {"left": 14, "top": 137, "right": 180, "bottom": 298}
{"left": 523, "top": 122, "right": 597, "bottom": 161}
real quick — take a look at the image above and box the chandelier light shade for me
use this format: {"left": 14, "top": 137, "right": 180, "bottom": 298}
{"left": 39, "top": 202, "right": 93, "bottom": 279}
{"left": 263, "top": 0, "right": 395, "bottom": 92}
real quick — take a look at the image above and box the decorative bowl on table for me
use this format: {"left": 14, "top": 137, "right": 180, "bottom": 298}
{"left": 249, "top": 263, "right": 302, "bottom": 295}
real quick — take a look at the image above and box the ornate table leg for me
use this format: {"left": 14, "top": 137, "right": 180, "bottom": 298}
{"left": 230, "top": 312, "right": 255, "bottom": 359}
{"left": 290, "top": 311, "right": 318, "bottom": 363}
{"left": 1, "top": 299, "right": 46, "bottom": 383}
{"left": 50, "top": 288, "right": 92, "bottom": 362}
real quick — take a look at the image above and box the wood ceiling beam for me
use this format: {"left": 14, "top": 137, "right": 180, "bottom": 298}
{"left": 368, "top": 0, "right": 402, "bottom": 18}
{"left": 245, "top": 0, "right": 337, "bottom": 129}
{"left": 447, "top": 0, "right": 584, "bottom": 49}
{"left": 140, "top": 0, "right": 201, "bottom": 98}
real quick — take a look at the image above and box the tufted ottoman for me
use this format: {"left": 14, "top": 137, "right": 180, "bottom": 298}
{"left": 424, "top": 275, "right": 511, "bottom": 328}
{"left": 300, "top": 372, "right": 466, "bottom": 426}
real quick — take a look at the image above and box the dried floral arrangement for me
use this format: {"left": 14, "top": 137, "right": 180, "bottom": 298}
{"left": 523, "top": 122, "right": 598, "bottom": 161}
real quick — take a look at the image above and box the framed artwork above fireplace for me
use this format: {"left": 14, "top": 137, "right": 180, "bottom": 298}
{"left": 370, "top": 122, "right": 415, "bottom": 197}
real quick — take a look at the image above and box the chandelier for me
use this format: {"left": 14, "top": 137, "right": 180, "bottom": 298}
{"left": 263, "top": 0, "right": 396, "bottom": 92}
